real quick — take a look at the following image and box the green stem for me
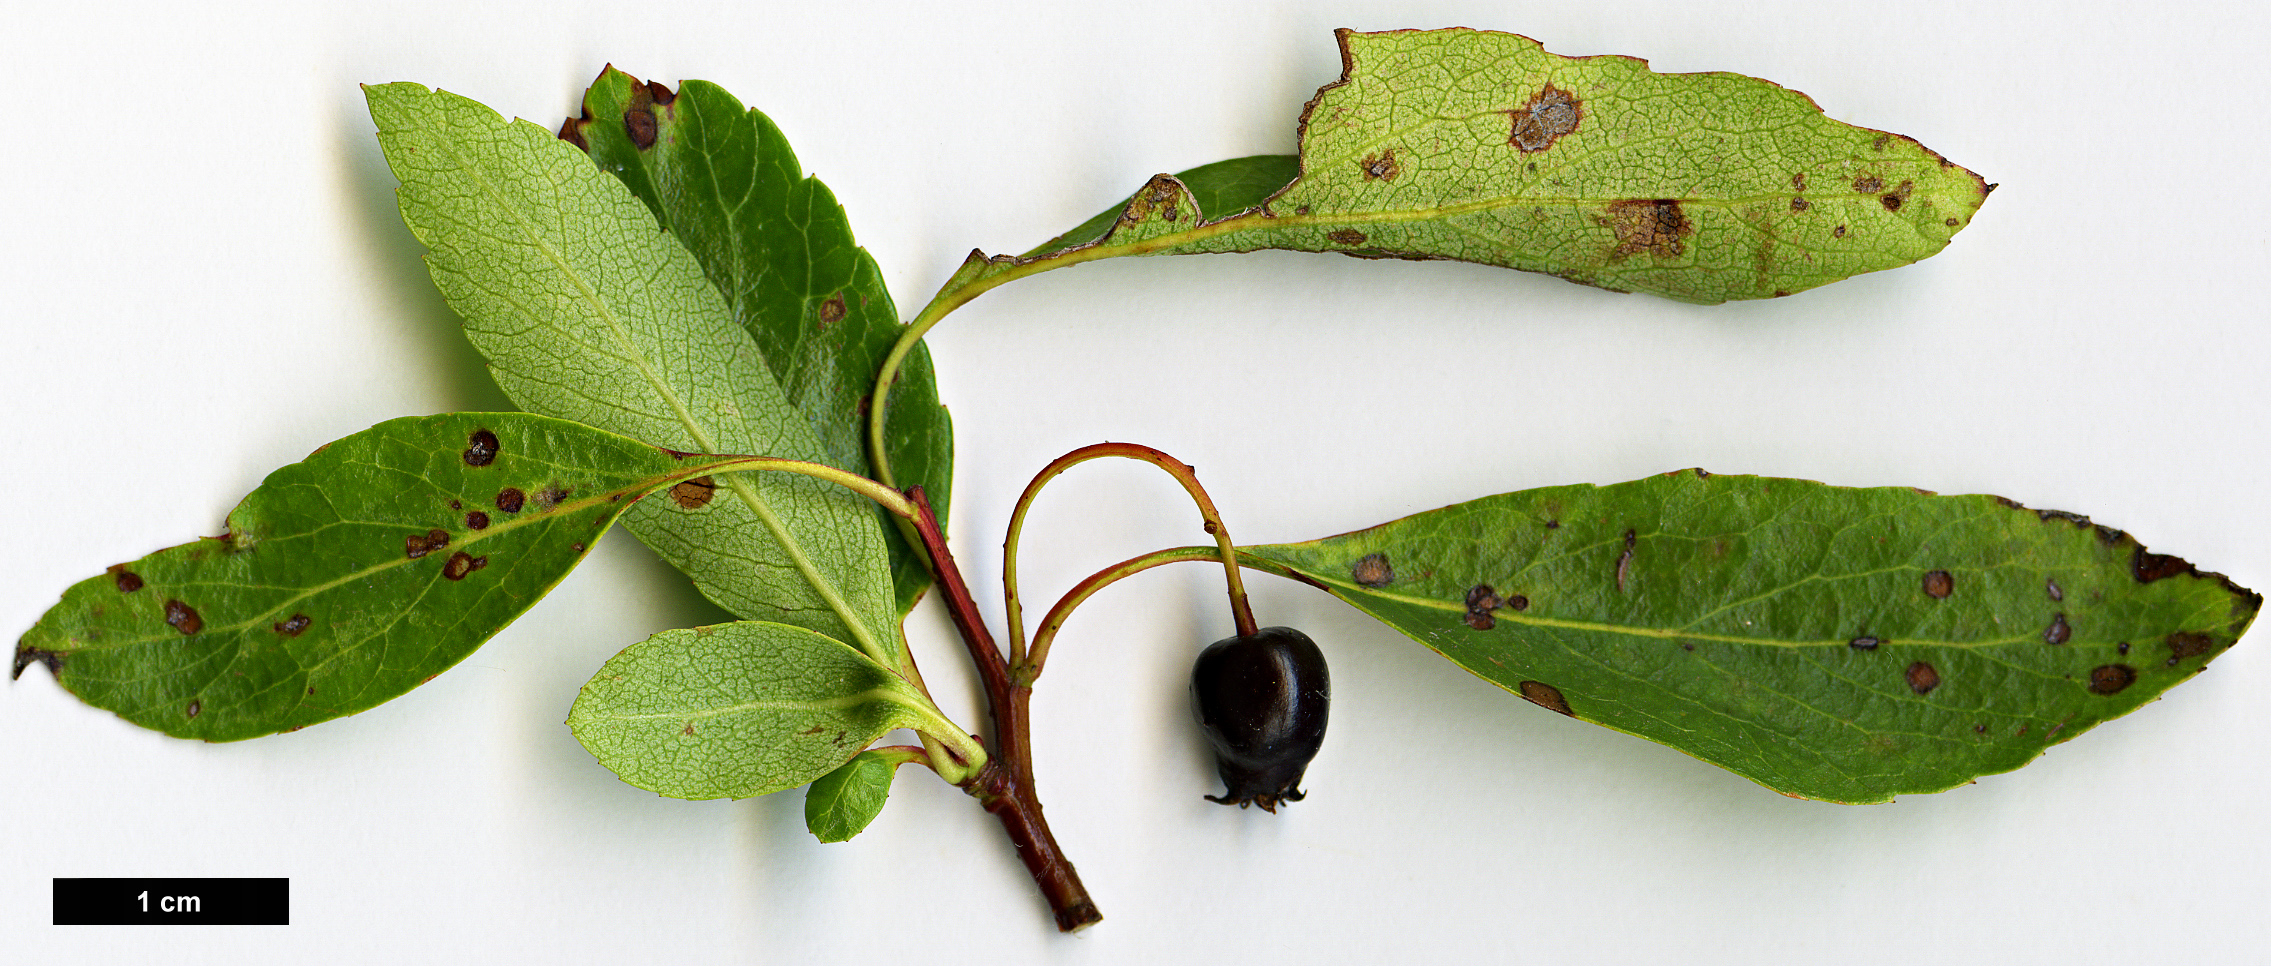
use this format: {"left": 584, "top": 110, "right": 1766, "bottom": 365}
{"left": 1018, "top": 546, "right": 1304, "bottom": 687}
{"left": 1002, "top": 443, "right": 1255, "bottom": 675}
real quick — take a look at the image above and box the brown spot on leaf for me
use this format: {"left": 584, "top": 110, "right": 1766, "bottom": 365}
{"left": 463, "top": 429, "right": 500, "bottom": 467}
{"left": 1945, "top": 217, "right": 1960, "bottom": 227}
{"left": 495, "top": 487, "right": 526, "bottom": 513}
{"left": 1832, "top": 225, "right": 1848, "bottom": 239}
{"left": 1853, "top": 175, "right": 1884, "bottom": 194}
{"left": 1518, "top": 681, "right": 1573, "bottom": 716}
{"left": 2132, "top": 547, "right": 2196, "bottom": 583}
{"left": 1906, "top": 661, "right": 1941, "bottom": 695}
{"left": 818, "top": 294, "right": 846, "bottom": 327}
{"left": 2088, "top": 664, "right": 2137, "bottom": 695}
{"left": 2118, "top": 642, "right": 2131, "bottom": 656}
{"left": 1879, "top": 181, "right": 1914, "bottom": 212}
{"left": 1850, "top": 636, "right": 1881, "bottom": 651}
{"left": 406, "top": 529, "right": 449, "bottom": 559}
{"left": 109, "top": 566, "right": 144, "bottom": 594}
{"left": 1506, "top": 84, "right": 1582, "bottom": 153}
{"left": 442, "top": 552, "right": 487, "bottom": 581}
{"left": 534, "top": 485, "right": 568, "bottom": 511}
{"left": 465, "top": 511, "right": 490, "bottom": 531}
{"left": 1508, "top": 594, "right": 1529, "bottom": 611}
{"left": 2046, "top": 577, "right": 2064, "bottom": 602}
{"left": 570, "top": 542, "right": 585, "bottom": 553}
{"left": 1606, "top": 200, "right": 1689, "bottom": 259}
{"left": 186, "top": 699, "right": 200, "bottom": 719}
{"left": 13, "top": 646, "right": 61, "bottom": 680}
{"left": 800, "top": 725, "right": 826, "bottom": 736}
{"left": 1616, "top": 529, "right": 1637, "bottom": 592}
{"left": 1790, "top": 196, "right": 1809, "bottom": 212}
{"left": 556, "top": 113, "right": 590, "bottom": 151}
{"left": 2166, "top": 632, "right": 2214, "bottom": 665}
{"left": 1352, "top": 553, "right": 1394, "bottom": 587}
{"left": 1326, "top": 228, "right": 1368, "bottom": 246}
{"left": 1922, "top": 570, "right": 1954, "bottom": 599}
{"left": 682, "top": 723, "right": 697, "bottom": 736}
{"left": 165, "top": 599, "right": 203, "bottom": 635}
{"left": 1358, "top": 149, "right": 1400, "bottom": 181}
{"left": 1791, "top": 173, "right": 1808, "bottom": 192}
{"left": 625, "top": 105, "right": 658, "bottom": 150}
{"left": 2043, "top": 614, "right": 2071, "bottom": 645}
{"left": 669, "top": 476, "right": 717, "bottom": 510}
{"left": 1464, "top": 583, "right": 1502, "bottom": 630}
{"left": 1973, "top": 723, "right": 1987, "bottom": 734}
{"left": 275, "top": 614, "right": 311, "bottom": 637}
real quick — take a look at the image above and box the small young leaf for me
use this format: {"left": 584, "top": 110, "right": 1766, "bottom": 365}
{"left": 15, "top": 413, "right": 767, "bottom": 741}
{"left": 965, "top": 29, "right": 1990, "bottom": 304}
{"left": 804, "top": 748, "right": 906, "bottom": 843}
{"left": 1243, "top": 471, "right": 2258, "bottom": 803}
{"left": 565, "top": 69, "right": 954, "bottom": 615}
{"left": 568, "top": 622, "right": 939, "bottom": 800}
{"left": 365, "top": 83, "right": 908, "bottom": 672}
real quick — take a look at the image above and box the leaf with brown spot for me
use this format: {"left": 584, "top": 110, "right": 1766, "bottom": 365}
{"left": 567, "top": 68, "right": 951, "bottom": 617}
{"left": 950, "top": 28, "right": 1988, "bottom": 305}
{"left": 14, "top": 413, "right": 809, "bottom": 741}
{"left": 1242, "top": 471, "right": 2257, "bottom": 803}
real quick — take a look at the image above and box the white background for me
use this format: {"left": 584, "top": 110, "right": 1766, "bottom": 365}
{"left": 5, "top": 1, "right": 2268, "bottom": 962}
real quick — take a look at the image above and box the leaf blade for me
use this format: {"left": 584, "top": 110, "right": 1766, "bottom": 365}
{"left": 568, "top": 621, "right": 934, "bottom": 800}
{"left": 566, "top": 70, "right": 953, "bottom": 614}
{"left": 14, "top": 413, "right": 760, "bottom": 741}
{"left": 365, "top": 82, "right": 906, "bottom": 668}
{"left": 1244, "top": 471, "right": 2257, "bottom": 802}
{"left": 804, "top": 748, "right": 903, "bottom": 842}
{"left": 984, "top": 29, "right": 1989, "bottom": 304}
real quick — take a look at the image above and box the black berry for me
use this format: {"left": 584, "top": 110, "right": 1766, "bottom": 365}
{"left": 1191, "top": 626, "right": 1329, "bottom": 812}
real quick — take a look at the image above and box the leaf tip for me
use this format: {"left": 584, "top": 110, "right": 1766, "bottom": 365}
{"left": 11, "top": 642, "right": 60, "bottom": 681}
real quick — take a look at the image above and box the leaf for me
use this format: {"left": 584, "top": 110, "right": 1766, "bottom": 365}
{"left": 14, "top": 413, "right": 773, "bottom": 741}
{"left": 563, "top": 69, "right": 953, "bottom": 615}
{"left": 568, "top": 621, "right": 942, "bottom": 800}
{"left": 960, "top": 28, "right": 1990, "bottom": 304}
{"left": 804, "top": 748, "right": 907, "bottom": 842}
{"left": 1024, "top": 154, "right": 1300, "bottom": 256}
{"left": 364, "top": 83, "right": 908, "bottom": 673}
{"left": 1242, "top": 471, "right": 2259, "bottom": 803}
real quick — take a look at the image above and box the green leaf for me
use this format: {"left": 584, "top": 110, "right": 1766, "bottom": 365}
{"left": 364, "top": 82, "right": 907, "bottom": 673}
{"left": 14, "top": 413, "right": 771, "bottom": 741}
{"left": 568, "top": 621, "right": 941, "bottom": 800}
{"left": 1024, "top": 154, "right": 1300, "bottom": 256}
{"left": 964, "top": 28, "right": 1990, "bottom": 304}
{"left": 804, "top": 747, "right": 909, "bottom": 842}
{"left": 563, "top": 69, "right": 952, "bottom": 615}
{"left": 1242, "top": 471, "right": 2258, "bottom": 803}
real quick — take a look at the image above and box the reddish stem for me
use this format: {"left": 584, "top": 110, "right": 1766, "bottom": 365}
{"left": 906, "top": 487, "right": 1100, "bottom": 932}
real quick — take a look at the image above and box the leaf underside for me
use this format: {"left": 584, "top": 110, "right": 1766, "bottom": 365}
{"left": 365, "top": 83, "right": 908, "bottom": 673}
{"left": 569, "top": 621, "right": 930, "bottom": 800}
{"left": 15, "top": 413, "right": 751, "bottom": 741}
{"left": 564, "top": 69, "right": 952, "bottom": 615}
{"left": 1244, "top": 471, "right": 2257, "bottom": 803}
{"left": 972, "top": 28, "right": 1990, "bottom": 304}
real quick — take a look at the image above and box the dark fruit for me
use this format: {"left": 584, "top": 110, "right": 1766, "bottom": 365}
{"left": 1191, "top": 626, "right": 1329, "bottom": 812}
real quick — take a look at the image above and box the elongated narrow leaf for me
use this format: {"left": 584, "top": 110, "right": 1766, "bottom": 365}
{"left": 563, "top": 69, "right": 952, "bottom": 614}
{"left": 365, "top": 83, "right": 906, "bottom": 672}
{"left": 569, "top": 621, "right": 938, "bottom": 800}
{"left": 960, "top": 28, "right": 1989, "bottom": 304}
{"left": 805, "top": 748, "right": 907, "bottom": 842}
{"left": 1243, "top": 471, "right": 2258, "bottom": 803}
{"left": 15, "top": 413, "right": 773, "bottom": 741}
